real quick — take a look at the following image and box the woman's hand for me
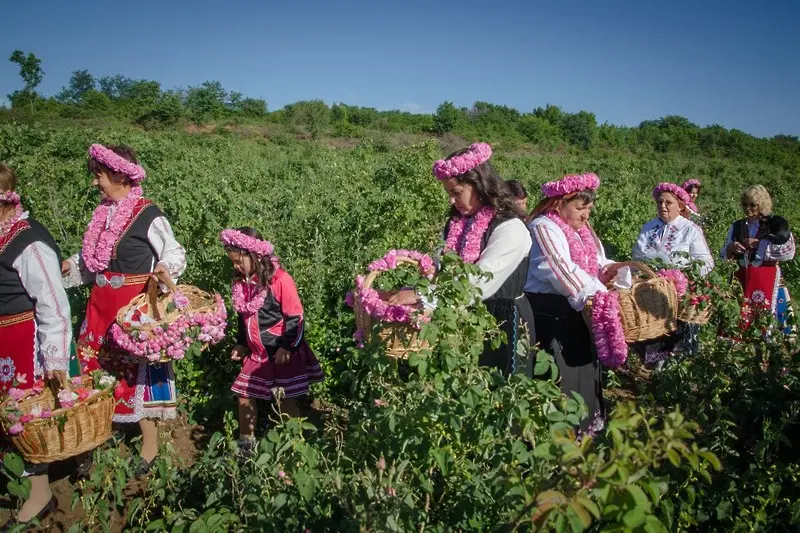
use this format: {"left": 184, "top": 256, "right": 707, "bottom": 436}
{"left": 45, "top": 369, "right": 68, "bottom": 391}
{"left": 231, "top": 345, "right": 247, "bottom": 361}
{"left": 743, "top": 238, "right": 760, "bottom": 251}
{"left": 381, "top": 289, "right": 421, "bottom": 306}
{"left": 275, "top": 347, "right": 292, "bottom": 365}
{"left": 61, "top": 260, "right": 72, "bottom": 276}
{"left": 727, "top": 241, "right": 746, "bottom": 257}
{"left": 152, "top": 263, "right": 170, "bottom": 279}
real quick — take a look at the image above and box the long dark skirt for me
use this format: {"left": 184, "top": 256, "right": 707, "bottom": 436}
{"left": 480, "top": 296, "right": 535, "bottom": 377}
{"left": 526, "top": 293, "right": 604, "bottom": 433}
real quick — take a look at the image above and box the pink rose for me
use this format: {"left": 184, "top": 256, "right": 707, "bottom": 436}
{"left": 20, "top": 414, "right": 34, "bottom": 424}
{"left": 7, "top": 388, "right": 25, "bottom": 401}
{"left": 8, "top": 423, "right": 23, "bottom": 435}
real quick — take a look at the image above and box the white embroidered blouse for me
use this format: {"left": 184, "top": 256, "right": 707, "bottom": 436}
{"left": 632, "top": 216, "right": 714, "bottom": 275}
{"left": 525, "top": 216, "right": 613, "bottom": 311}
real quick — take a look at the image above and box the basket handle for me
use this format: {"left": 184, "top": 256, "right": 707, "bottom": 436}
{"left": 146, "top": 270, "right": 179, "bottom": 321}
{"left": 613, "top": 261, "right": 659, "bottom": 280}
{"left": 359, "top": 256, "right": 427, "bottom": 292}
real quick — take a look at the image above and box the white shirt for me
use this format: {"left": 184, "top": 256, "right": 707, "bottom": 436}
{"left": 632, "top": 216, "right": 714, "bottom": 275}
{"left": 720, "top": 220, "right": 796, "bottom": 265}
{"left": 525, "top": 216, "right": 612, "bottom": 311}
{"left": 64, "top": 204, "right": 186, "bottom": 287}
{"left": 10, "top": 213, "right": 72, "bottom": 374}
{"left": 422, "top": 218, "right": 532, "bottom": 308}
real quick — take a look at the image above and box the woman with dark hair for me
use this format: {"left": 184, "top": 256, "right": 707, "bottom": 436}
{"left": 721, "top": 185, "right": 795, "bottom": 333}
{"left": 382, "top": 143, "right": 534, "bottom": 376}
{"left": 506, "top": 179, "right": 528, "bottom": 213}
{"left": 62, "top": 144, "right": 186, "bottom": 477}
{"left": 0, "top": 163, "right": 71, "bottom": 527}
{"left": 220, "top": 227, "right": 324, "bottom": 455}
{"left": 525, "top": 173, "right": 615, "bottom": 433}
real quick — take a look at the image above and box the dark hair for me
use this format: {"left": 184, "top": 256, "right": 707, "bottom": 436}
{"left": 529, "top": 189, "right": 597, "bottom": 221}
{"left": 223, "top": 226, "right": 276, "bottom": 291}
{"left": 443, "top": 148, "right": 523, "bottom": 219}
{"left": 0, "top": 163, "right": 17, "bottom": 192}
{"left": 506, "top": 179, "right": 527, "bottom": 199}
{"left": 685, "top": 184, "right": 700, "bottom": 194}
{"left": 87, "top": 145, "right": 139, "bottom": 186}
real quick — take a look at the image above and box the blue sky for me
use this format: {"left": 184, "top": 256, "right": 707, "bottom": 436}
{"left": 1, "top": 0, "right": 798, "bottom": 137}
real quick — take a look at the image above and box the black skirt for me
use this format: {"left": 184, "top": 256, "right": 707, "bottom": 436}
{"left": 526, "top": 292, "right": 604, "bottom": 432}
{"left": 480, "top": 295, "right": 535, "bottom": 377}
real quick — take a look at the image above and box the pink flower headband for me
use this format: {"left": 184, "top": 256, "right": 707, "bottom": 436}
{"left": 219, "top": 229, "right": 274, "bottom": 257}
{"left": 653, "top": 182, "right": 693, "bottom": 206}
{"left": 432, "top": 142, "right": 493, "bottom": 180}
{"left": 682, "top": 178, "right": 701, "bottom": 191}
{"left": 89, "top": 144, "right": 146, "bottom": 182}
{"left": 541, "top": 173, "right": 600, "bottom": 198}
{"left": 0, "top": 190, "right": 21, "bottom": 204}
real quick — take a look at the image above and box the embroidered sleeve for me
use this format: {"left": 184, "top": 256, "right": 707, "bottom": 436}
{"left": 688, "top": 225, "right": 715, "bottom": 275}
{"left": 529, "top": 221, "right": 607, "bottom": 311}
{"left": 759, "top": 233, "right": 796, "bottom": 262}
{"left": 147, "top": 216, "right": 187, "bottom": 281}
{"left": 272, "top": 272, "right": 305, "bottom": 352}
{"left": 631, "top": 224, "right": 652, "bottom": 261}
{"left": 63, "top": 251, "right": 94, "bottom": 288}
{"left": 15, "top": 242, "right": 72, "bottom": 372}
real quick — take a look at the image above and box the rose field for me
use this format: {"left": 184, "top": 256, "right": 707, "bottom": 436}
{"left": 1, "top": 110, "right": 800, "bottom": 532}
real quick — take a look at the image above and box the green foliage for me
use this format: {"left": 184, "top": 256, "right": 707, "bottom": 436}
{"left": 8, "top": 50, "right": 44, "bottom": 113}
{"left": 186, "top": 81, "right": 228, "bottom": 123}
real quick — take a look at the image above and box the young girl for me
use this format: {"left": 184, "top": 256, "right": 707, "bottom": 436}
{"left": 220, "top": 227, "right": 324, "bottom": 452}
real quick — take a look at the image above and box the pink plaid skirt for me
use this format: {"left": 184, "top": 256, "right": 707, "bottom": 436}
{"left": 231, "top": 341, "right": 324, "bottom": 401}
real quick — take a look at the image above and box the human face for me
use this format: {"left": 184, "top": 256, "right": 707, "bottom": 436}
{"left": 92, "top": 170, "right": 131, "bottom": 201}
{"left": 656, "top": 193, "right": 682, "bottom": 223}
{"left": 226, "top": 250, "right": 255, "bottom": 277}
{"left": 688, "top": 187, "right": 699, "bottom": 202}
{"left": 557, "top": 197, "right": 593, "bottom": 231}
{"left": 515, "top": 197, "right": 527, "bottom": 213}
{"left": 741, "top": 197, "right": 760, "bottom": 220}
{"left": 441, "top": 177, "right": 482, "bottom": 216}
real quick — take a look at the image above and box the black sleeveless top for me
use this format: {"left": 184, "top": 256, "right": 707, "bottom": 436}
{"left": 0, "top": 217, "right": 62, "bottom": 315}
{"left": 731, "top": 215, "right": 791, "bottom": 262}
{"left": 105, "top": 199, "right": 165, "bottom": 274}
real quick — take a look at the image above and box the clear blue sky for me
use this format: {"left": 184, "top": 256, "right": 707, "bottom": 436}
{"left": 2, "top": 0, "right": 798, "bottom": 137}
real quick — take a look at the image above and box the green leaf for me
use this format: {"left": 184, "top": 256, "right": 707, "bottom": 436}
{"left": 716, "top": 500, "right": 732, "bottom": 520}
{"left": 272, "top": 493, "right": 287, "bottom": 509}
{"left": 3, "top": 452, "right": 25, "bottom": 477}
{"left": 666, "top": 449, "right": 681, "bottom": 467}
{"left": 643, "top": 515, "right": 669, "bottom": 533}
{"left": 294, "top": 470, "right": 315, "bottom": 501}
{"left": 568, "top": 500, "right": 593, "bottom": 529}
{"left": 622, "top": 507, "right": 647, "bottom": 528}
{"left": 7, "top": 478, "right": 31, "bottom": 500}
{"left": 576, "top": 496, "right": 601, "bottom": 520}
{"left": 626, "top": 484, "right": 651, "bottom": 511}
{"left": 698, "top": 451, "right": 722, "bottom": 471}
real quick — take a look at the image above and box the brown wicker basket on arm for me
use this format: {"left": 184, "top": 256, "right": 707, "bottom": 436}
{"left": 352, "top": 256, "right": 430, "bottom": 359}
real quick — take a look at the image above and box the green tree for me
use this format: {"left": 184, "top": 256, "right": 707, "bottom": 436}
{"left": 433, "top": 101, "right": 461, "bottom": 133}
{"left": 185, "top": 80, "right": 227, "bottom": 123}
{"left": 56, "top": 69, "right": 96, "bottom": 102}
{"left": 8, "top": 50, "right": 44, "bottom": 113}
{"left": 560, "top": 110, "right": 597, "bottom": 149}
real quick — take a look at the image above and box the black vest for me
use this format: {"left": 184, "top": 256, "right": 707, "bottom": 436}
{"left": 732, "top": 216, "right": 791, "bottom": 262}
{"left": 104, "top": 200, "right": 164, "bottom": 274}
{"left": 0, "top": 217, "right": 62, "bottom": 316}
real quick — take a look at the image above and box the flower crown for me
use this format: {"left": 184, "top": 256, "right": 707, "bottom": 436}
{"left": 89, "top": 144, "right": 146, "bottom": 182}
{"left": 541, "top": 173, "right": 600, "bottom": 198}
{"left": 219, "top": 229, "right": 274, "bottom": 257}
{"left": 682, "top": 178, "right": 701, "bottom": 191}
{"left": 653, "top": 182, "right": 694, "bottom": 208}
{"left": 432, "top": 142, "right": 492, "bottom": 180}
{"left": 0, "top": 190, "right": 21, "bottom": 204}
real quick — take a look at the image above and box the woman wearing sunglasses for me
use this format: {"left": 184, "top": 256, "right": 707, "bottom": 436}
{"left": 722, "top": 185, "right": 795, "bottom": 333}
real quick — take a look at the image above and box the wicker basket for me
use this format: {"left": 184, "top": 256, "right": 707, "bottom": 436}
{"left": 612, "top": 262, "right": 678, "bottom": 342}
{"left": 353, "top": 256, "right": 430, "bottom": 359}
{"left": 678, "top": 301, "right": 712, "bottom": 325}
{"left": 116, "top": 271, "right": 218, "bottom": 333}
{"left": 0, "top": 382, "right": 115, "bottom": 464}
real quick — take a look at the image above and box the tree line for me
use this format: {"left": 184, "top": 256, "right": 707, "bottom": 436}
{"left": 5, "top": 49, "right": 799, "bottom": 168}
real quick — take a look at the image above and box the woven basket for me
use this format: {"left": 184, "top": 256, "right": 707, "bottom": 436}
{"left": 610, "top": 262, "right": 679, "bottom": 342}
{"left": 678, "top": 301, "right": 712, "bottom": 325}
{"left": 0, "top": 382, "right": 115, "bottom": 464}
{"left": 353, "top": 256, "right": 430, "bottom": 359}
{"left": 116, "top": 271, "right": 218, "bottom": 333}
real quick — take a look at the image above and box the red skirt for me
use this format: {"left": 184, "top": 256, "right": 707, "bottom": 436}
{"left": 77, "top": 272, "right": 177, "bottom": 423}
{"left": 0, "top": 311, "right": 36, "bottom": 396}
{"left": 231, "top": 341, "right": 324, "bottom": 401}
{"left": 735, "top": 265, "right": 779, "bottom": 329}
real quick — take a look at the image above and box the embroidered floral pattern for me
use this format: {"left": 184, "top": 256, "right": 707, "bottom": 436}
{"left": 0, "top": 357, "right": 15, "bottom": 383}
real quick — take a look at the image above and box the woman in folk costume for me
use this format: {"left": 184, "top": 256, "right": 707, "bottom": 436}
{"left": 382, "top": 142, "right": 535, "bottom": 376}
{"left": 631, "top": 182, "right": 714, "bottom": 364}
{"left": 0, "top": 164, "right": 71, "bottom": 527}
{"left": 524, "top": 173, "right": 614, "bottom": 433}
{"left": 721, "top": 185, "right": 795, "bottom": 333}
{"left": 62, "top": 144, "right": 186, "bottom": 477}
{"left": 681, "top": 178, "right": 703, "bottom": 224}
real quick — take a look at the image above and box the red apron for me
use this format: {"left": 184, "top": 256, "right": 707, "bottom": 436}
{"left": 0, "top": 311, "right": 36, "bottom": 396}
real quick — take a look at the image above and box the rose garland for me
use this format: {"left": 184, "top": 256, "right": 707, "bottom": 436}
{"left": 232, "top": 280, "right": 268, "bottom": 316}
{"left": 545, "top": 211, "right": 600, "bottom": 277}
{"left": 81, "top": 186, "right": 143, "bottom": 273}
{"left": 541, "top": 173, "right": 600, "bottom": 198}
{"left": 591, "top": 291, "right": 628, "bottom": 368}
{"left": 443, "top": 206, "right": 496, "bottom": 264}
{"left": 89, "top": 144, "right": 146, "bottom": 181}
{"left": 652, "top": 182, "right": 697, "bottom": 214}
{"left": 2, "top": 371, "right": 116, "bottom": 435}
{"left": 432, "top": 143, "right": 492, "bottom": 180}
{"left": 657, "top": 268, "right": 688, "bottom": 297}
{"left": 367, "top": 249, "right": 435, "bottom": 278}
{"left": 109, "top": 294, "right": 227, "bottom": 362}
{"left": 0, "top": 190, "right": 24, "bottom": 235}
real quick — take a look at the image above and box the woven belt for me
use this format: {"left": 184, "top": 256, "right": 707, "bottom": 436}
{"left": 95, "top": 273, "right": 151, "bottom": 289}
{"left": 0, "top": 310, "right": 35, "bottom": 328}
